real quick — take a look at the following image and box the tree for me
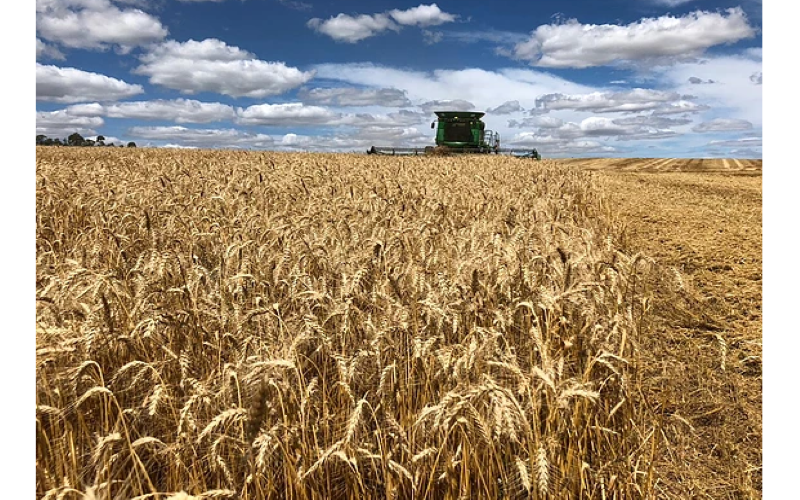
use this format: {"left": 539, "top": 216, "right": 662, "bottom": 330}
{"left": 126, "top": 142, "right": 137, "bottom": 148}
{"left": 36, "top": 134, "right": 47, "bottom": 145}
{"left": 67, "top": 132, "right": 85, "bottom": 147}
{"left": 96, "top": 135, "right": 105, "bottom": 147}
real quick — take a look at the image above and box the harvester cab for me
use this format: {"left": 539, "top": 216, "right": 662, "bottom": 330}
{"left": 430, "top": 111, "right": 499, "bottom": 154}
{"left": 367, "top": 110, "right": 540, "bottom": 159}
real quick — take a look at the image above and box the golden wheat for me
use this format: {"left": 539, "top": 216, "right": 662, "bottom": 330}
{"left": 37, "top": 147, "right": 680, "bottom": 499}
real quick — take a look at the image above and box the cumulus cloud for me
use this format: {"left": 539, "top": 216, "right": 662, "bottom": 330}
{"left": 36, "top": 0, "right": 168, "bottom": 52}
{"left": 124, "top": 126, "right": 409, "bottom": 152}
{"left": 128, "top": 126, "right": 276, "bottom": 148}
{"left": 277, "top": 0, "right": 312, "bottom": 11}
{"left": 346, "top": 110, "right": 429, "bottom": 128}
{"left": 66, "top": 99, "right": 236, "bottom": 123}
{"left": 37, "top": 63, "right": 144, "bottom": 103}
{"left": 649, "top": 0, "right": 697, "bottom": 6}
{"left": 63, "top": 102, "right": 106, "bottom": 117}
{"left": 508, "top": 116, "right": 564, "bottom": 129}
{"left": 233, "top": 103, "right": 426, "bottom": 128}
{"left": 418, "top": 99, "right": 475, "bottom": 113}
{"left": 135, "top": 39, "right": 314, "bottom": 98}
{"left": 505, "top": 113, "right": 682, "bottom": 151}
{"left": 86, "top": 135, "right": 125, "bottom": 146}
{"left": 513, "top": 8, "right": 755, "bottom": 68}
{"left": 355, "top": 126, "right": 426, "bottom": 142}
{"left": 508, "top": 132, "right": 617, "bottom": 154}
{"left": 692, "top": 118, "right": 753, "bottom": 132}
{"left": 308, "top": 3, "right": 457, "bottom": 43}
{"left": 36, "top": 38, "right": 65, "bottom": 60}
{"left": 235, "top": 103, "right": 340, "bottom": 126}
{"left": 688, "top": 77, "right": 716, "bottom": 84}
{"left": 307, "top": 13, "right": 398, "bottom": 43}
{"left": 311, "top": 64, "right": 597, "bottom": 115}
{"left": 651, "top": 100, "right": 710, "bottom": 115}
{"left": 36, "top": 109, "right": 105, "bottom": 137}
{"left": 707, "top": 136, "right": 762, "bottom": 148}
{"left": 299, "top": 87, "right": 412, "bottom": 107}
{"left": 649, "top": 53, "right": 761, "bottom": 126}
{"left": 534, "top": 89, "right": 685, "bottom": 114}
{"left": 389, "top": 4, "right": 456, "bottom": 27}
{"left": 422, "top": 30, "right": 444, "bottom": 44}
{"left": 612, "top": 115, "right": 693, "bottom": 128}
{"left": 486, "top": 100, "right": 524, "bottom": 114}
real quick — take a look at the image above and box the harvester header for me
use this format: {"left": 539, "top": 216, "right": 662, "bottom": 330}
{"left": 367, "top": 110, "right": 540, "bottom": 159}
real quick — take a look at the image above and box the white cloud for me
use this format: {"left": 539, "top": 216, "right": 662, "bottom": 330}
{"left": 128, "top": 125, "right": 276, "bottom": 148}
{"left": 513, "top": 8, "right": 755, "bottom": 68}
{"left": 649, "top": 53, "right": 762, "bottom": 125}
{"left": 612, "top": 114, "right": 693, "bottom": 128}
{"left": 308, "top": 3, "right": 457, "bottom": 43}
{"left": 63, "top": 102, "right": 106, "bottom": 116}
{"left": 507, "top": 132, "right": 617, "bottom": 154}
{"left": 651, "top": 100, "right": 711, "bottom": 115}
{"left": 36, "top": 0, "right": 168, "bottom": 52}
{"left": 418, "top": 99, "right": 475, "bottom": 113}
{"left": 277, "top": 0, "right": 312, "bottom": 11}
{"left": 422, "top": 30, "right": 443, "bottom": 45}
{"left": 692, "top": 118, "right": 753, "bottom": 132}
{"left": 389, "top": 4, "right": 456, "bottom": 27}
{"left": 307, "top": 13, "right": 398, "bottom": 43}
{"left": 124, "top": 126, "right": 386, "bottom": 152}
{"left": 534, "top": 89, "right": 685, "bottom": 114}
{"left": 577, "top": 117, "right": 630, "bottom": 136}
{"left": 36, "top": 109, "right": 105, "bottom": 137}
{"left": 86, "top": 134, "right": 125, "bottom": 146}
{"left": 508, "top": 116, "right": 564, "bottom": 129}
{"left": 299, "top": 87, "right": 412, "bottom": 107}
{"left": 309, "top": 63, "right": 611, "bottom": 155}
{"left": 506, "top": 113, "right": 683, "bottom": 151}
{"left": 311, "top": 65, "right": 596, "bottom": 113}
{"left": 37, "top": 63, "right": 144, "bottom": 103}
{"left": 649, "top": 0, "right": 696, "bottom": 6}
{"left": 67, "top": 99, "right": 236, "bottom": 123}
{"left": 235, "top": 103, "right": 339, "bottom": 126}
{"left": 438, "top": 29, "right": 528, "bottom": 46}
{"left": 486, "top": 100, "right": 524, "bottom": 115}
{"left": 707, "top": 136, "right": 762, "bottom": 148}
{"left": 346, "top": 110, "right": 429, "bottom": 128}
{"left": 135, "top": 39, "right": 314, "bottom": 98}
{"left": 688, "top": 76, "right": 716, "bottom": 84}
{"left": 36, "top": 38, "right": 65, "bottom": 60}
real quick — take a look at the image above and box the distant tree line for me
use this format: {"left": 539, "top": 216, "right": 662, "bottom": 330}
{"left": 37, "top": 132, "right": 136, "bottom": 148}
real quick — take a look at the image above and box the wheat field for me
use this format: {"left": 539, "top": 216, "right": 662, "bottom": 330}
{"left": 35, "top": 148, "right": 761, "bottom": 499}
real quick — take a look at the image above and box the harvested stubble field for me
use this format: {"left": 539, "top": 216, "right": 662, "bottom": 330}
{"left": 35, "top": 148, "right": 762, "bottom": 500}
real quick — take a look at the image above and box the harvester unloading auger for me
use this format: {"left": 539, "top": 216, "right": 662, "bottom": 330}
{"left": 367, "top": 111, "right": 541, "bottom": 159}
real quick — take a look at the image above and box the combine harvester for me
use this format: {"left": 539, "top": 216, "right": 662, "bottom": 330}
{"left": 367, "top": 111, "right": 541, "bottom": 159}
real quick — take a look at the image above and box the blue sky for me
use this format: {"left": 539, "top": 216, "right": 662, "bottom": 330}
{"left": 34, "top": 0, "right": 764, "bottom": 157}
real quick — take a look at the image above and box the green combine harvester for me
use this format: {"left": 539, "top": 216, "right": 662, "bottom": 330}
{"left": 367, "top": 111, "right": 541, "bottom": 159}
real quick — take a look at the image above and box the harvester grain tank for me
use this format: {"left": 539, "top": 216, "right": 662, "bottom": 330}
{"left": 367, "top": 111, "right": 541, "bottom": 159}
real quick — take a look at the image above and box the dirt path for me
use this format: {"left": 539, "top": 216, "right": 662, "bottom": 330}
{"left": 598, "top": 170, "right": 763, "bottom": 498}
